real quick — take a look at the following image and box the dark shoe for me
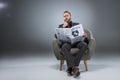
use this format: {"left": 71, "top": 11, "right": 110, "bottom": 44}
{"left": 66, "top": 67, "right": 73, "bottom": 76}
{"left": 73, "top": 66, "right": 80, "bottom": 77}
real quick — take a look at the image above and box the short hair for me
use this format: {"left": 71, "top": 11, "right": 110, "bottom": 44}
{"left": 64, "top": 11, "right": 71, "bottom": 16}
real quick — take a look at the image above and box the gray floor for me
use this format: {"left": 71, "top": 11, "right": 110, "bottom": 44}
{"left": 0, "top": 52, "right": 120, "bottom": 80}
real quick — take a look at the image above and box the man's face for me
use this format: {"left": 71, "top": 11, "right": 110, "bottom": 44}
{"left": 63, "top": 13, "right": 71, "bottom": 22}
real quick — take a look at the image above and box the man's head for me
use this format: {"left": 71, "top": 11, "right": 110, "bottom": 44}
{"left": 63, "top": 11, "right": 71, "bottom": 22}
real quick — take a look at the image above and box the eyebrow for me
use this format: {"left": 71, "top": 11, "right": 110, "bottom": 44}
{"left": 64, "top": 14, "right": 68, "bottom": 17}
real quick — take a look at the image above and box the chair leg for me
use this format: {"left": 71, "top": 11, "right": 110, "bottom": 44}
{"left": 84, "top": 60, "right": 88, "bottom": 71}
{"left": 60, "top": 60, "right": 64, "bottom": 71}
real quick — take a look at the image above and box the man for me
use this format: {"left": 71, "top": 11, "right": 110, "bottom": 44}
{"left": 55, "top": 11, "right": 88, "bottom": 77}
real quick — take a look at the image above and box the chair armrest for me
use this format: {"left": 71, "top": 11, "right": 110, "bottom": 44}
{"left": 52, "top": 39, "right": 64, "bottom": 60}
{"left": 87, "top": 38, "right": 96, "bottom": 59}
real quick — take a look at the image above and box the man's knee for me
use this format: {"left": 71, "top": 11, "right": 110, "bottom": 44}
{"left": 77, "top": 41, "right": 87, "bottom": 49}
{"left": 62, "top": 43, "right": 71, "bottom": 49}
{"left": 81, "top": 42, "right": 87, "bottom": 47}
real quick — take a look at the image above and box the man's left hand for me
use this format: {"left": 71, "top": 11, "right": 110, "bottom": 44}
{"left": 83, "top": 32, "right": 87, "bottom": 38}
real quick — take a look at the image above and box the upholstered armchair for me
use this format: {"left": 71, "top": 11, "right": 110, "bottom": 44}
{"left": 52, "top": 29, "right": 96, "bottom": 71}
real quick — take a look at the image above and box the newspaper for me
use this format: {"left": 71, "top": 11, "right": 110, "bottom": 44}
{"left": 55, "top": 24, "right": 84, "bottom": 44}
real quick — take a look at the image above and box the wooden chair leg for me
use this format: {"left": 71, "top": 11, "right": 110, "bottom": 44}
{"left": 84, "top": 60, "right": 88, "bottom": 71}
{"left": 60, "top": 60, "right": 64, "bottom": 71}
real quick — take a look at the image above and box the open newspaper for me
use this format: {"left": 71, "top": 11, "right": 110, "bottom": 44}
{"left": 55, "top": 24, "right": 84, "bottom": 44}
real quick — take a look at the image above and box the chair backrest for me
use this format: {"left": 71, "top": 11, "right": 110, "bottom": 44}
{"left": 82, "top": 28, "right": 96, "bottom": 60}
{"left": 84, "top": 28, "right": 94, "bottom": 40}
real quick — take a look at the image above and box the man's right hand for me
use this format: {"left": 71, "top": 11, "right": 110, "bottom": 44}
{"left": 62, "top": 22, "right": 68, "bottom": 28}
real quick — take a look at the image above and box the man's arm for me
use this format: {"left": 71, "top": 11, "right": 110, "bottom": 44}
{"left": 54, "top": 34, "right": 57, "bottom": 39}
{"left": 59, "top": 24, "right": 63, "bottom": 28}
{"left": 83, "top": 32, "right": 89, "bottom": 45}
{"left": 59, "top": 21, "right": 70, "bottom": 28}
{"left": 84, "top": 38, "right": 89, "bottom": 45}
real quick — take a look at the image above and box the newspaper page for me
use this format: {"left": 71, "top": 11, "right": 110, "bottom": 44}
{"left": 55, "top": 24, "right": 84, "bottom": 44}
{"left": 55, "top": 28, "right": 71, "bottom": 42}
{"left": 70, "top": 24, "right": 84, "bottom": 44}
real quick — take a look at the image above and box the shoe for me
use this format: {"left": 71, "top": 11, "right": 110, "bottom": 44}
{"left": 72, "top": 66, "right": 80, "bottom": 77}
{"left": 66, "top": 67, "right": 73, "bottom": 76}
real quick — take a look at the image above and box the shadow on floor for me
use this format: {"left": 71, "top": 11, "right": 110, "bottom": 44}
{"left": 50, "top": 63, "right": 108, "bottom": 73}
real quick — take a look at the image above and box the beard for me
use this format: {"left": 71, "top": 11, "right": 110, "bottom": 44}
{"left": 64, "top": 18, "right": 71, "bottom": 23}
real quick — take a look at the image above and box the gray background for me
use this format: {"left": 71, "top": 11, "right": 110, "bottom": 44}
{"left": 0, "top": 1, "right": 120, "bottom": 80}
{"left": 0, "top": 0, "right": 120, "bottom": 55}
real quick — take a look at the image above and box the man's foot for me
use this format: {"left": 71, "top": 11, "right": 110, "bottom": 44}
{"left": 66, "top": 67, "right": 73, "bottom": 76}
{"left": 72, "top": 66, "right": 80, "bottom": 77}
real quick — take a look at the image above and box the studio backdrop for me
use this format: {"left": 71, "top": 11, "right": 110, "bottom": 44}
{"left": 0, "top": 0, "right": 120, "bottom": 54}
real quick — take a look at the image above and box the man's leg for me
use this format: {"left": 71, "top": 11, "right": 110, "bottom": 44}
{"left": 61, "top": 43, "right": 74, "bottom": 75}
{"left": 72, "top": 41, "right": 87, "bottom": 77}
{"left": 61, "top": 43, "right": 74, "bottom": 67}
{"left": 74, "top": 41, "right": 87, "bottom": 66}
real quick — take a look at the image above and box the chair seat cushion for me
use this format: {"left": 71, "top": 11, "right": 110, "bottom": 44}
{"left": 70, "top": 48, "right": 79, "bottom": 55}
{"left": 59, "top": 47, "right": 88, "bottom": 57}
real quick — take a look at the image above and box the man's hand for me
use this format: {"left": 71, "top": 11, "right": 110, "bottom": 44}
{"left": 83, "top": 32, "right": 87, "bottom": 38}
{"left": 62, "top": 22, "right": 68, "bottom": 28}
